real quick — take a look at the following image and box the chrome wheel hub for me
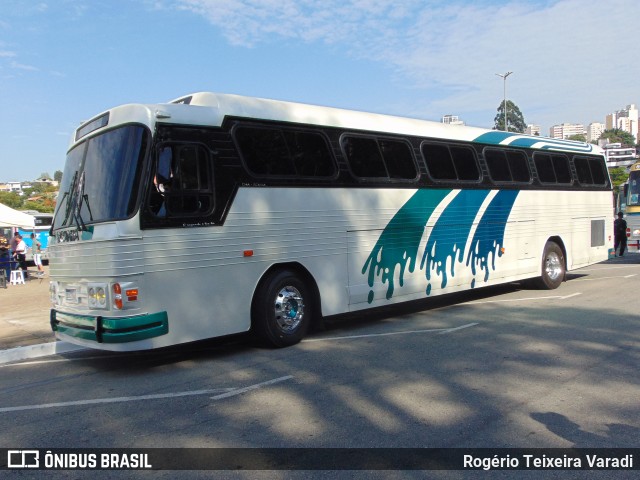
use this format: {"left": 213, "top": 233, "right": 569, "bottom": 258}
{"left": 274, "top": 286, "right": 304, "bottom": 332}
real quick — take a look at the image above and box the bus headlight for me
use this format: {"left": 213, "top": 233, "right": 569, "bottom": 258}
{"left": 633, "top": 228, "right": 640, "bottom": 237}
{"left": 88, "top": 283, "right": 108, "bottom": 309}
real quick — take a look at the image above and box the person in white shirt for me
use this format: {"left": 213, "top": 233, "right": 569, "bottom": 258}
{"left": 13, "top": 234, "right": 28, "bottom": 279}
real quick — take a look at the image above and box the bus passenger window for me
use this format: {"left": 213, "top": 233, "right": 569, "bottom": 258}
{"left": 380, "top": 139, "right": 417, "bottom": 180}
{"left": 235, "top": 126, "right": 293, "bottom": 176}
{"left": 506, "top": 150, "right": 531, "bottom": 182}
{"left": 552, "top": 155, "right": 572, "bottom": 184}
{"left": 342, "top": 136, "right": 387, "bottom": 178}
{"left": 422, "top": 142, "right": 456, "bottom": 180}
{"left": 589, "top": 158, "right": 607, "bottom": 186}
{"left": 484, "top": 149, "right": 510, "bottom": 182}
{"left": 283, "top": 130, "right": 336, "bottom": 177}
{"left": 450, "top": 146, "right": 480, "bottom": 181}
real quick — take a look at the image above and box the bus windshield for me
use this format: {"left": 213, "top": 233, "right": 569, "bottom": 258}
{"left": 52, "top": 125, "right": 149, "bottom": 231}
{"left": 628, "top": 171, "right": 640, "bottom": 206}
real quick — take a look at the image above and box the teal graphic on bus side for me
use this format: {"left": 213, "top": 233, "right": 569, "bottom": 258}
{"left": 363, "top": 189, "right": 520, "bottom": 303}
{"left": 420, "top": 189, "right": 491, "bottom": 294}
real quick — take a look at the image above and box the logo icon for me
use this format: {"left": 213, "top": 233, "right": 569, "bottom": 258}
{"left": 8, "top": 450, "right": 40, "bottom": 468}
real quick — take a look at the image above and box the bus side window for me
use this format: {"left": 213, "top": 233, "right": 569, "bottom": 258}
{"left": 342, "top": 136, "right": 387, "bottom": 178}
{"left": 150, "top": 143, "right": 213, "bottom": 218}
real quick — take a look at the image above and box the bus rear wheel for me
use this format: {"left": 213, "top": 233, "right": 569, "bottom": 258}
{"left": 252, "top": 269, "right": 313, "bottom": 348}
{"left": 532, "top": 241, "right": 565, "bottom": 290}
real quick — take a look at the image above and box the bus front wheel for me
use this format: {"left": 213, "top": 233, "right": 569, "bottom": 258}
{"left": 532, "top": 241, "right": 565, "bottom": 290}
{"left": 252, "top": 269, "right": 312, "bottom": 348}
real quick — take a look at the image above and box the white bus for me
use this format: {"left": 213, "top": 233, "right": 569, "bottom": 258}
{"left": 49, "top": 93, "right": 612, "bottom": 351}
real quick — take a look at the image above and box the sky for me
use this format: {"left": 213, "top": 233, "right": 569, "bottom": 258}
{"left": 1, "top": 0, "right": 638, "bottom": 181}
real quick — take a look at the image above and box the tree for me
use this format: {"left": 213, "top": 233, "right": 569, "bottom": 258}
{"left": 609, "top": 167, "right": 628, "bottom": 196}
{"left": 0, "top": 191, "right": 23, "bottom": 209}
{"left": 493, "top": 100, "right": 526, "bottom": 133}
{"left": 54, "top": 170, "right": 63, "bottom": 183}
{"left": 600, "top": 129, "right": 636, "bottom": 146}
{"left": 567, "top": 134, "right": 586, "bottom": 142}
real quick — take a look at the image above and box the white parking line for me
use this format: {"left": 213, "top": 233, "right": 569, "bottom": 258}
{"left": 0, "top": 376, "right": 294, "bottom": 413}
{"left": 571, "top": 274, "right": 637, "bottom": 281}
{"left": 463, "top": 292, "right": 582, "bottom": 305}
{"left": 210, "top": 376, "right": 294, "bottom": 400}
{"left": 304, "top": 323, "right": 479, "bottom": 343}
{"left": 0, "top": 388, "right": 233, "bottom": 413}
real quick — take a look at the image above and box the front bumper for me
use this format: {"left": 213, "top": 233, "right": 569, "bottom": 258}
{"left": 51, "top": 310, "right": 169, "bottom": 344}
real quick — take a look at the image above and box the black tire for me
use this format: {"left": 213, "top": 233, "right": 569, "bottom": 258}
{"left": 252, "top": 269, "right": 313, "bottom": 348}
{"left": 531, "top": 241, "right": 565, "bottom": 290}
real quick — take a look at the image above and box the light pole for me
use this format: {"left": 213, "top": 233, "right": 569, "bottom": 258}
{"left": 496, "top": 71, "right": 513, "bottom": 131}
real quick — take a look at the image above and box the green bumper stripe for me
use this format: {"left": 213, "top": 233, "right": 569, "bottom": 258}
{"left": 51, "top": 310, "right": 169, "bottom": 343}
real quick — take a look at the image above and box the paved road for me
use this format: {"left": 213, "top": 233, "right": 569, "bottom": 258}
{"left": 1, "top": 254, "right": 639, "bottom": 479}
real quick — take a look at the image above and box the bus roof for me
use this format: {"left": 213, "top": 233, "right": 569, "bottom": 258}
{"left": 74, "top": 92, "right": 600, "bottom": 155}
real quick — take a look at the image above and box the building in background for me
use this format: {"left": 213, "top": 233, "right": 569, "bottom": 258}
{"left": 605, "top": 104, "right": 638, "bottom": 143}
{"left": 587, "top": 122, "right": 605, "bottom": 143}
{"left": 525, "top": 124, "right": 541, "bottom": 136}
{"left": 602, "top": 143, "right": 637, "bottom": 168}
{"left": 549, "top": 123, "right": 585, "bottom": 139}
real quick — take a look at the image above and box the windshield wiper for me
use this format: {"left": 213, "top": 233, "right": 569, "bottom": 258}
{"left": 72, "top": 172, "right": 91, "bottom": 231}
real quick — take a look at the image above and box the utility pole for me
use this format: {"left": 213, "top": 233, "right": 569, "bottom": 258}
{"left": 496, "top": 72, "right": 513, "bottom": 131}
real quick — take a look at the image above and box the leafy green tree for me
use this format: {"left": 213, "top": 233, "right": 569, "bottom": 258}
{"left": 0, "top": 191, "right": 24, "bottom": 209}
{"left": 22, "top": 200, "right": 54, "bottom": 213}
{"left": 567, "top": 134, "right": 586, "bottom": 142}
{"left": 54, "top": 170, "right": 63, "bottom": 183}
{"left": 609, "top": 167, "right": 628, "bottom": 196}
{"left": 493, "top": 100, "right": 526, "bottom": 133}
{"left": 600, "top": 129, "right": 636, "bottom": 146}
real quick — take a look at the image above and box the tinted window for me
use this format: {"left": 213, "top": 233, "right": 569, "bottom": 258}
{"left": 507, "top": 150, "right": 531, "bottom": 182}
{"left": 235, "top": 127, "right": 293, "bottom": 175}
{"left": 451, "top": 146, "right": 480, "bottom": 181}
{"left": 534, "top": 153, "right": 571, "bottom": 184}
{"left": 484, "top": 148, "right": 530, "bottom": 183}
{"left": 589, "top": 158, "right": 607, "bottom": 185}
{"left": 421, "top": 142, "right": 479, "bottom": 181}
{"left": 380, "top": 139, "right": 417, "bottom": 179}
{"left": 421, "top": 143, "right": 456, "bottom": 180}
{"left": 553, "top": 155, "right": 572, "bottom": 184}
{"left": 574, "top": 157, "right": 592, "bottom": 184}
{"left": 343, "top": 135, "right": 417, "bottom": 180}
{"left": 149, "top": 143, "right": 213, "bottom": 217}
{"left": 234, "top": 126, "right": 336, "bottom": 178}
{"left": 484, "top": 149, "right": 511, "bottom": 182}
{"left": 343, "top": 136, "right": 387, "bottom": 177}
{"left": 575, "top": 156, "right": 608, "bottom": 186}
{"left": 534, "top": 153, "right": 555, "bottom": 183}
{"left": 283, "top": 130, "right": 336, "bottom": 177}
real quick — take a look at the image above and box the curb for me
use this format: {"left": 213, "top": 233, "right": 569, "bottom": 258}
{"left": 0, "top": 341, "right": 87, "bottom": 365}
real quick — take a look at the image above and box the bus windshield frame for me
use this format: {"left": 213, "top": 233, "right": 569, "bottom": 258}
{"left": 52, "top": 124, "right": 149, "bottom": 231}
{"left": 628, "top": 170, "right": 640, "bottom": 207}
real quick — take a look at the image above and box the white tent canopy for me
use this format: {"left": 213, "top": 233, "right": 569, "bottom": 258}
{"left": 0, "top": 203, "right": 36, "bottom": 228}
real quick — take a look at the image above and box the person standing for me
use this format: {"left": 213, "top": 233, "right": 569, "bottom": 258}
{"left": 0, "top": 231, "right": 10, "bottom": 281}
{"left": 13, "top": 233, "right": 28, "bottom": 279}
{"left": 614, "top": 211, "right": 628, "bottom": 257}
{"left": 30, "top": 233, "right": 44, "bottom": 276}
